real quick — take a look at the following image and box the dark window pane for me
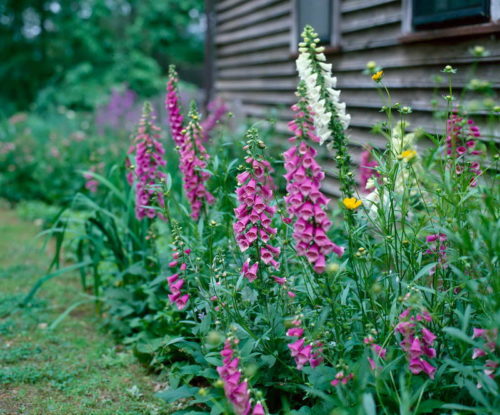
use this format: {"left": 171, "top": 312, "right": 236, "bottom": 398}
{"left": 297, "top": 0, "right": 331, "bottom": 43}
{"left": 413, "top": 0, "right": 490, "bottom": 29}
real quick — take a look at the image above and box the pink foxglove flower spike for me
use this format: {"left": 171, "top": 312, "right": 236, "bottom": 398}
{"left": 127, "top": 102, "right": 167, "bottom": 220}
{"left": 446, "top": 112, "right": 483, "bottom": 187}
{"left": 166, "top": 68, "right": 215, "bottom": 220}
{"left": 165, "top": 223, "right": 191, "bottom": 310}
{"left": 165, "top": 65, "right": 186, "bottom": 147}
{"left": 283, "top": 82, "right": 344, "bottom": 273}
{"left": 286, "top": 317, "right": 323, "bottom": 370}
{"left": 217, "top": 337, "right": 267, "bottom": 415}
{"left": 234, "top": 128, "right": 280, "bottom": 281}
{"left": 394, "top": 307, "right": 437, "bottom": 379}
{"left": 180, "top": 103, "right": 216, "bottom": 219}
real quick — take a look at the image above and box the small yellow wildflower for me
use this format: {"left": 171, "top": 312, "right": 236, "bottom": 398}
{"left": 343, "top": 197, "right": 362, "bottom": 210}
{"left": 372, "top": 70, "right": 384, "bottom": 82}
{"left": 399, "top": 149, "right": 417, "bottom": 161}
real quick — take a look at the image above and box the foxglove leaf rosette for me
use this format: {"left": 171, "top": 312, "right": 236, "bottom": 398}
{"left": 127, "top": 102, "right": 167, "bottom": 220}
{"left": 283, "top": 83, "right": 344, "bottom": 273}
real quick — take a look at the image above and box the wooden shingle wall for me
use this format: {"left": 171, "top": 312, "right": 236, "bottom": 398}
{"left": 214, "top": 0, "right": 500, "bottom": 196}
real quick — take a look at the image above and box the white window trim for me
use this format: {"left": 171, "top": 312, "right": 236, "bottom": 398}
{"left": 290, "top": 0, "right": 341, "bottom": 52}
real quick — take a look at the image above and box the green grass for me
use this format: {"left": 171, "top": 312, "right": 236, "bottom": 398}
{"left": 0, "top": 205, "right": 169, "bottom": 415}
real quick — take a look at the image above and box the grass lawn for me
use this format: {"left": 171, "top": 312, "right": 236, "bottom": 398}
{"left": 0, "top": 206, "right": 169, "bottom": 415}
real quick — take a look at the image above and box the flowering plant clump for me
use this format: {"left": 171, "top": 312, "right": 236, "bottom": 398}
{"left": 43, "top": 25, "right": 500, "bottom": 415}
{"left": 283, "top": 82, "right": 343, "bottom": 272}
{"left": 126, "top": 101, "right": 167, "bottom": 220}
{"left": 96, "top": 86, "right": 138, "bottom": 133}
{"left": 234, "top": 128, "right": 280, "bottom": 279}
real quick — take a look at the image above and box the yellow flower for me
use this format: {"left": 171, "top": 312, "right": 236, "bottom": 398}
{"left": 372, "top": 70, "right": 384, "bottom": 82}
{"left": 343, "top": 197, "right": 362, "bottom": 210}
{"left": 398, "top": 149, "right": 417, "bottom": 161}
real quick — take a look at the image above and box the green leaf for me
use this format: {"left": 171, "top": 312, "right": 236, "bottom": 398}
{"left": 412, "top": 263, "right": 438, "bottom": 282}
{"left": 21, "top": 261, "right": 93, "bottom": 307}
{"left": 416, "top": 399, "right": 445, "bottom": 414}
{"left": 156, "top": 385, "right": 199, "bottom": 403}
{"left": 443, "top": 327, "right": 475, "bottom": 345}
{"left": 49, "top": 298, "right": 95, "bottom": 330}
{"left": 135, "top": 338, "right": 164, "bottom": 354}
{"left": 362, "top": 393, "right": 376, "bottom": 415}
{"left": 180, "top": 365, "right": 202, "bottom": 376}
{"left": 260, "top": 354, "right": 276, "bottom": 368}
{"left": 204, "top": 355, "right": 222, "bottom": 366}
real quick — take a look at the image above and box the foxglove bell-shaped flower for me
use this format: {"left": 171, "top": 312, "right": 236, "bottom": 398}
{"left": 286, "top": 318, "right": 323, "bottom": 370}
{"left": 217, "top": 337, "right": 266, "bottom": 415}
{"left": 166, "top": 248, "right": 191, "bottom": 311}
{"left": 394, "top": 307, "right": 437, "bottom": 379}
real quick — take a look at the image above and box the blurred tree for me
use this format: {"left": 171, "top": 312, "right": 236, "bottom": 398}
{"left": 0, "top": 0, "right": 204, "bottom": 114}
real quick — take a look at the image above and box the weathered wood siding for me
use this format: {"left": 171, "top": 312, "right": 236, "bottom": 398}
{"left": 214, "top": 0, "right": 500, "bottom": 196}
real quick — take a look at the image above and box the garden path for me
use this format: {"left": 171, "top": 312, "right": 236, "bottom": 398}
{"left": 0, "top": 207, "right": 168, "bottom": 415}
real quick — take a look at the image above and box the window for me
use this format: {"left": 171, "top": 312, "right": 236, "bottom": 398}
{"left": 412, "top": 0, "right": 491, "bottom": 30}
{"left": 291, "top": 0, "right": 339, "bottom": 51}
{"left": 296, "top": 0, "right": 332, "bottom": 43}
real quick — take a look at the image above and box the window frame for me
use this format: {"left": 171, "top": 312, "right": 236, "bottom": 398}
{"left": 290, "top": 0, "right": 341, "bottom": 53}
{"left": 402, "top": 0, "right": 500, "bottom": 34}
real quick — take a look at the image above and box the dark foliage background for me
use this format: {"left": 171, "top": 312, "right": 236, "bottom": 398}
{"left": 0, "top": 0, "right": 204, "bottom": 115}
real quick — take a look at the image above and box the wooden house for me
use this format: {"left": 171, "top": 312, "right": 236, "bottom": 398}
{"left": 205, "top": 0, "right": 500, "bottom": 196}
